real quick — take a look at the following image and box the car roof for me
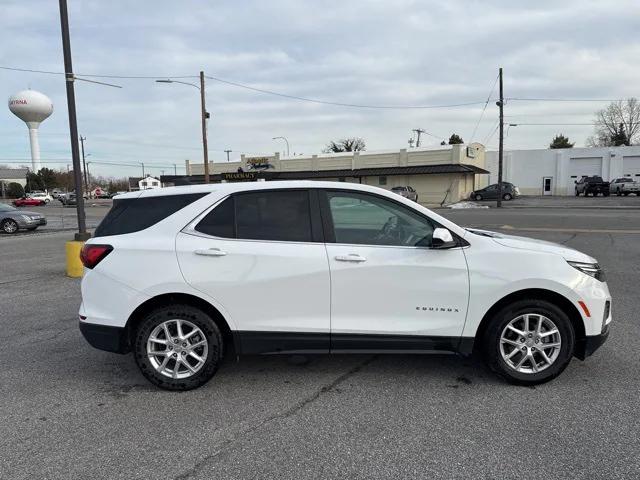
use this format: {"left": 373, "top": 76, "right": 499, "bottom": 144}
{"left": 115, "top": 180, "right": 403, "bottom": 199}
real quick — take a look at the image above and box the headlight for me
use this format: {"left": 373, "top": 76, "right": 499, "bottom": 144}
{"left": 567, "top": 261, "right": 606, "bottom": 282}
{"left": 20, "top": 214, "right": 32, "bottom": 221}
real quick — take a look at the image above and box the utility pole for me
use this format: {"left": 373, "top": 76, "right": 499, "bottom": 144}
{"left": 200, "top": 71, "right": 210, "bottom": 184}
{"left": 497, "top": 67, "right": 504, "bottom": 208}
{"left": 224, "top": 149, "right": 232, "bottom": 162}
{"left": 173, "top": 163, "right": 177, "bottom": 175}
{"left": 412, "top": 128, "right": 426, "bottom": 147}
{"left": 80, "top": 135, "right": 88, "bottom": 194}
{"left": 59, "top": 0, "right": 89, "bottom": 241}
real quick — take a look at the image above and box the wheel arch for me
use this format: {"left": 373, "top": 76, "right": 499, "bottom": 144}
{"left": 125, "top": 292, "right": 237, "bottom": 356}
{"left": 470, "top": 288, "right": 585, "bottom": 357}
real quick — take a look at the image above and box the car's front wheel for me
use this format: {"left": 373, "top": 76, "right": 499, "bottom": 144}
{"left": 1, "top": 219, "right": 19, "bottom": 234}
{"left": 503, "top": 193, "right": 513, "bottom": 201}
{"left": 133, "top": 304, "right": 223, "bottom": 390}
{"left": 482, "top": 299, "right": 575, "bottom": 385}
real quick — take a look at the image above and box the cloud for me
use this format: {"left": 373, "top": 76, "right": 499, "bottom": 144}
{"left": 1, "top": 0, "right": 639, "bottom": 177}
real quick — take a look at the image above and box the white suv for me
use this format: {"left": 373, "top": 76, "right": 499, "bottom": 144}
{"left": 79, "top": 181, "right": 611, "bottom": 390}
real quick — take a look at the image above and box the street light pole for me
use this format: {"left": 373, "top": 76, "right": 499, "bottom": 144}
{"left": 139, "top": 162, "right": 145, "bottom": 178}
{"left": 156, "top": 74, "right": 210, "bottom": 183}
{"left": 58, "top": 0, "right": 89, "bottom": 241}
{"left": 272, "top": 137, "right": 290, "bottom": 157}
{"left": 497, "top": 67, "right": 504, "bottom": 209}
{"left": 224, "top": 149, "right": 232, "bottom": 162}
{"left": 200, "top": 71, "right": 210, "bottom": 184}
{"left": 80, "top": 135, "right": 88, "bottom": 194}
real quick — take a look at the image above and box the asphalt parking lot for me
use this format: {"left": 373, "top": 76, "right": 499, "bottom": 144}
{"left": 1, "top": 204, "right": 639, "bottom": 479}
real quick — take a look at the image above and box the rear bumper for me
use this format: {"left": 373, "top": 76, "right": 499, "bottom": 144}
{"left": 79, "top": 321, "right": 129, "bottom": 354}
{"left": 575, "top": 325, "right": 610, "bottom": 360}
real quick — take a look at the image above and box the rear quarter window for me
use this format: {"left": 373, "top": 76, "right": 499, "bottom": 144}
{"left": 94, "top": 193, "right": 206, "bottom": 237}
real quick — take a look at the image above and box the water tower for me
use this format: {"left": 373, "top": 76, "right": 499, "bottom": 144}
{"left": 8, "top": 90, "right": 54, "bottom": 173}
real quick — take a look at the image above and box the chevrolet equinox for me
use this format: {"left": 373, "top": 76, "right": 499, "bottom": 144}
{"left": 79, "top": 181, "right": 611, "bottom": 390}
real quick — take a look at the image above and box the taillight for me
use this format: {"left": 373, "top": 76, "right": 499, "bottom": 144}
{"left": 80, "top": 244, "right": 113, "bottom": 269}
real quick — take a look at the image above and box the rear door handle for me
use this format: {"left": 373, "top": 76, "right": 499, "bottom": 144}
{"left": 194, "top": 248, "right": 227, "bottom": 257}
{"left": 335, "top": 254, "right": 366, "bottom": 263}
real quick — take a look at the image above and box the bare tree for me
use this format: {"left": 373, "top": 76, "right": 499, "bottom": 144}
{"left": 323, "top": 137, "right": 366, "bottom": 153}
{"left": 587, "top": 98, "right": 640, "bottom": 146}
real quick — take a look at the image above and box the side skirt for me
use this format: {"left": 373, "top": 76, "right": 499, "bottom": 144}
{"left": 237, "top": 331, "right": 475, "bottom": 356}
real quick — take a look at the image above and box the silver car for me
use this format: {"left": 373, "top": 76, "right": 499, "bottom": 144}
{"left": 391, "top": 186, "right": 418, "bottom": 202}
{"left": 0, "top": 203, "right": 47, "bottom": 234}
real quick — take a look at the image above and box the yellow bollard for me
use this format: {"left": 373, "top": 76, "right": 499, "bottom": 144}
{"left": 66, "top": 240, "right": 85, "bottom": 278}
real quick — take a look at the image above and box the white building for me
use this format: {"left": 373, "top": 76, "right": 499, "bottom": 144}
{"left": 486, "top": 146, "right": 640, "bottom": 196}
{"left": 0, "top": 167, "right": 29, "bottom": 187}
{"left": 129, "top": 175, "right": 161, "bottom": 191}
{"left": 178, "top": 144, "right": 489, "bottom": 206}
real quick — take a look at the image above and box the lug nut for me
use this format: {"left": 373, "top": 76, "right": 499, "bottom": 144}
{"left": 173, "top": 353, "right": 177, "bottom": 358}
{"left": 535, "top": 339, "right": 539, "bottom": 344}
{"left": 528, "top": 333, "right": 533, "bottom": 338}
{"left": 520, "top": 338, "right": 525, "bottom": 342}
{"left": 168, "top": 346, "right": 173, "bottom": 350}
{"left": 521, "top": 346, "right": 526, "bottom": 351}
{"left": 181, "top": 351, "right": 186, "bottom": 355}
{"left": 182, "top": 343, "right": 187, "bottom": 347}
{"left": 174, "top": 339, "right": 179, "bottom": 344}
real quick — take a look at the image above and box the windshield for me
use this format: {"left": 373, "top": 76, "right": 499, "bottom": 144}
{"left": 0, "top": 204, "right": 16, "bottom": 212}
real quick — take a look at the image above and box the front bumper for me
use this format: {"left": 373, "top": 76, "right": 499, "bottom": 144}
{"left": 575, "top": 324, "right": 610, "bottom": 360}
{"left": 79, "top": 321, "right": 129, "bottom": 354}
{"left": 17, "top": 217, "right": 46, "bottom": 228}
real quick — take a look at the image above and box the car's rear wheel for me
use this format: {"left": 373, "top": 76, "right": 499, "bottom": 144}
{"left": 2, "top": 219, "right": 19, "bottom": 234}
{"left": 133, "top": 304, "right": 223, "bottom": 391}
{"left": 482, "top": 299, "right": 575, "bottom": 385}
{"left": 474, "top": 193, "right": 482, "bottom": 201}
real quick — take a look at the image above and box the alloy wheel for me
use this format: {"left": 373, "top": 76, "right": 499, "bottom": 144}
{"left": 146, "top": 319, "right": 208, "bottom": 379}
{"left": 2, "top": 220, "right": 18, "bottom": 234}
{"left": 499, "top": 313, "right": 562, "bottom": 374}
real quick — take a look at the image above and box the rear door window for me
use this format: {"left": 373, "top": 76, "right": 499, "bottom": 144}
{"left": 235, "top": 190, "right": 312, "bottom": 242}
{"left": 194, "top": 190, "right": 314, "bottom": 242}
{"left": 95, "top": 193, "right": 205, "bottom": 237}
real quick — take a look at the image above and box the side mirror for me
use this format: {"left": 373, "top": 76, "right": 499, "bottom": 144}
{"left": 432, "top": 228, "right": 457, "bottom": 249}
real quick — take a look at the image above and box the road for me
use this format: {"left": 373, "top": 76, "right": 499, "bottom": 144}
{"left": 0, "top": 207, "right": 638, "bottom": 479}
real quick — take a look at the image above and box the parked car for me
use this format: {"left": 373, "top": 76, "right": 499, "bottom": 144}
{"left": 79, "top": 181, "right": 611, "bottom": 391}
{"left": 391, "top": 186, "right": 418, "bottom": 202}
{"left": 13, "top": 196, "right": 46, "bottom": 207}
{"left": 59, "top": 193, "right": 77, "bottom": 206}
{"left": 469, "top": 182, "right": 519, "bottom": 201}
{"left": 575, "top": 176, "right": 610, "bottom": 196}
{"left": 611, "top": 177, "right": 640, "bottom": 196}
{"left": 28, "top": 192, "right": 52, "bottom": 203}
{"left": 0, "top": 203, "right": 46, "bottom": 233}
{"left": 51, "top": 189, "right": 65, "bottom": 199}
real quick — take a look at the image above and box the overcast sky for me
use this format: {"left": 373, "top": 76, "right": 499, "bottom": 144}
{"left": 1, "top": 0, "right": 639, "bottom": 178}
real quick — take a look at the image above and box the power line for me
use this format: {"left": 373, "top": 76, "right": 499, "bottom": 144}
{"left": 469, "top": 73, "right": 500, "bottom": 142}
{"left": 0, "top": 65, "right": 196, "bottom": 79}
{"left": 482, "top": 120, "right": 500, "bottom": 145}
{"left": 506, "top": 97, "right": 632, "bottom": 102}
{"left": 204, "top": 74, "right": 487, "bottom": 109}
{"left": 0, "top": 65, "right": 489, "bottom": 110}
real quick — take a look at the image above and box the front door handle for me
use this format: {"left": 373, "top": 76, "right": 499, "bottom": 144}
{"left": 335, "top": 254, "right": 366, "bottom": 263}
{"left": 194, "top": 248, "right": 227, "bottom": 257}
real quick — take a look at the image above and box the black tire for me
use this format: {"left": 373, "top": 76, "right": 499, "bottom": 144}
{"left": 603, "top": 192, "right": 610, "bottom": 197}
{"left": 1, "top": 218, "right": 19, "bottom": 234}
{"left": 474, "top": 193, "right": 482, "bottom": 201}
{"left": 575, "top": 189, "right": 580, "bottom": 196}
{"left": 482, "top": 299, "right": 575, "bottom": 386}
{"left": 616, "top": 189, "right": 622, "bottom": 196}
{"left": 133, "top": 304, "right": 223, "bottom": 391}
{"left": 624, "top": 192, "right": 630, "bottom": 196}
{"left": 503, "top": 193, "right": 513, "bottom": 201}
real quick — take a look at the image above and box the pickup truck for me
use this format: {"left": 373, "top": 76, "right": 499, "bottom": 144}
{"left": 611, "top": 177, "right": 640, "bottom": 196}
{"left": 575, "top": 176, "right": 610, "bottom": 197}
